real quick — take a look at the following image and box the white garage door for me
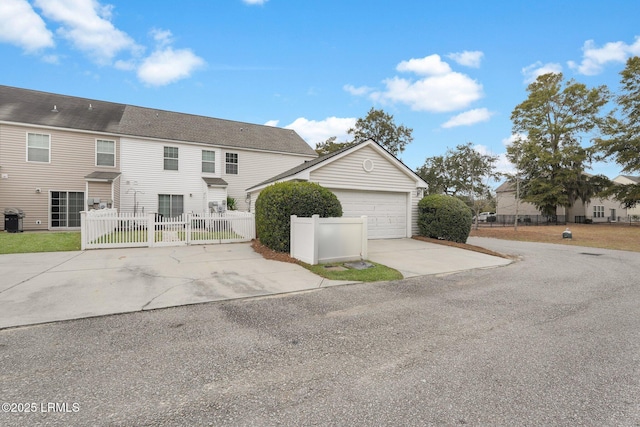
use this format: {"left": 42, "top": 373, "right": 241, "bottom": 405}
{"left": 331, "top": 189, "right": 407, "bottom": 239}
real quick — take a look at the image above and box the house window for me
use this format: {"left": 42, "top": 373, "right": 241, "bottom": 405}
{"left": 202, "top": 150, "right": 216, "bottom": 173}
{"left": 96, "top": 139, "right": 115, "bottom": 167}
{"left": 27, "top": 133, "right": 50, "bottom": 163}
{"left": 51, "top": 191, "right": 84, "bottom": 228}
{"left": 164, "top": 147, "right": 178, "bottom": 171}
{"left": 225, "top": 153, "right": 238, "bottom": 175}
{"left": 158, "top": 194, "right": 184, "bottom": 218}
{"left": 593, "top": 205, "right": 605, "bottom": 218}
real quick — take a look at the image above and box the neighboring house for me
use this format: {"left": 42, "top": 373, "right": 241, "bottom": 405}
{"left": 0, "top": 85, "right": 316, "bottom": 231}
{"left": 247, "top": 139, "right": 428, "bottom": 239}
{"left": 495, "top": 180, "right": 628, "bottom": 223}
{"left": 613, "top": 175, "right": 640, "bottom": 218}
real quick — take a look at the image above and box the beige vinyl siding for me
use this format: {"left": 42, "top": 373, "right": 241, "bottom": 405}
{"left": 113, "top": 176, "right": 121, "bottom": 210}
{"left": 223, "top": 149, "right": 315, "bottom": 211}
{"left": 87, "top": 182, "right": 113, "bottom": 206}
{"left": 0, "top": 124, "right": 120, "bottom": 230}
{"left": 496, "top": 190, "right": 564, "bottom": 217}
{"left": 310, "top": 145, "right": 416, "bottom": 192}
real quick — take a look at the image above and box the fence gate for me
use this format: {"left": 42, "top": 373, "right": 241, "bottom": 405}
{"left": 81, "top": 210, "right": 255, "bottom": 250}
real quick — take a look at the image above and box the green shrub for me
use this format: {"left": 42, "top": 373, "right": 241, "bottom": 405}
{"left": 255, "top": 182, "right": 343, "bottom": 252}
{"left": 418, "top": 194, "right": 472, "bottom": 243}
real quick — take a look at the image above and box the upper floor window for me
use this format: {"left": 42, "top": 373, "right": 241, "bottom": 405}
{"left": 164, "top": 146, "right": 178, "bottom": 171}
{"left": 96, "top": 139, "right": 115, "bottom": 167}
{"left": 225, "top": 152, "right": 238, "bottom": 175}
{"left": 27, "top": 133, "right": 50, "bottom": 163}
{"left": 593, "top": 205, "right": 605, "bottom": 218}
{"left": 202, "top": 150, "right": 216, "bottom": 173}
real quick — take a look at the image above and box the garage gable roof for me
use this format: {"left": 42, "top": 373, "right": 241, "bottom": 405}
{"left": 246, "top": 139, "right": 427, "bottom": 192}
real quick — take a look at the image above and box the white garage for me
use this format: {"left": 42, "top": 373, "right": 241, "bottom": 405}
{"left": 331, "top": 189, "right": 408, "bottom": 239}
{"left": 247, "top": 139, "right": 427, "bottom": 239}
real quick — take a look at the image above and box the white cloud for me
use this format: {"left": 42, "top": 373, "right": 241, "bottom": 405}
{"left": 568, "top": 37, "right": 640, "bottom": 75}
{"left": 349, "top": 54, "right": 483, "bottom": 112}
{"left": 447, "top": 50, "right": 483, "bottom": 68}
{"left": 373, "top": 72, "right": 483, "bottom": 112}
{"left": 343, "top": 84, "right": 373, "bottom": 96}
{"left": 502, "top": 133, "right": 526, "bottom": 146}
{"left": 150, "top": 28, "right": 173, "bottom": 48}
{"left": 441, "top": 108, "right": 493, "bottom": 128}
{"left": 522, "top": 61, "right": 563, "bottom": 84}
{"left": 264, "top": 120, "right": 279, "bottom": 127}
{"left": 34, "top": 0, "right": 137, "bottom": 64}
{"left": 0, "top": 0, "right": 54, "bottom": 52}
{"left": 284, "top": 117, "right": 356, "bottom": 146}
{"left": 396, "top": 54, "right": 451, "bottom": 75}
{"left": 137, "top": 47, "right": 205, "bottom": 86}
{"left": 475, "top": 143, "right": 515, "bottom": 177}
{"left": 242, "top": 0, "right": 268, "bottom": 4}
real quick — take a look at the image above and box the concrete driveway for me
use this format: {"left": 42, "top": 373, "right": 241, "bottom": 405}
{"left": 0, "top": 238, "right": 511, "bottom": 329}
{"left": 368, "top": 238, "right": 512, "bottom": 278}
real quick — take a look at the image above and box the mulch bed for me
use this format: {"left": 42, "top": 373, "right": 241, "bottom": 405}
{"left": 411, "top": 235, "right": 511, "bottom": 259}
{"left": 251, "top": 239, "right": 299, "bottom": 264}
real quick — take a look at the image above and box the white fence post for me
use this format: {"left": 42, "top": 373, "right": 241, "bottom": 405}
{"left": 361, "top": 215, "right": 368, "bottom": 259}
{"left": 311, "top": 214, "right": 320, "bottom": 265}
{"left": 80, "top": 211, "right": 87, "bottom": 250}
{"left": 186, "top": 213, "right": 192, "bottom": 245}
{"left": 290, "top": 215, "right": 297, "bottom": 259}
{"left": 148, "top": 213, "right": 156, "bottom": 247}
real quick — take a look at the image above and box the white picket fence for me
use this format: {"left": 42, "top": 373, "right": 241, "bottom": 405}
{"left": 81, "top": 209, "right": 255, "bottom": 250}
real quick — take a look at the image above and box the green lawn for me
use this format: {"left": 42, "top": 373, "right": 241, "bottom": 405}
{"left": 303, "top": 261, "right": 403, "bottom": 282}
{"left": 0, "top": 231, "right": 81, "bottom": 254}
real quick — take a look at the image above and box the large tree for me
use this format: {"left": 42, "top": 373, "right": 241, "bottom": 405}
{"left": 416, "top": 142, "right": 499, "bottom": 215}
{"left": 314, "top": 136, "right": 354, "bottom": 156}
{"left": 348, "top": 108, "right": 413, "bottom": 156}
{"left": 597, "top": 56, "right": 640, "bottom": 207}
{"left": 506, "top": 73, "right": 611, "bottom": 216}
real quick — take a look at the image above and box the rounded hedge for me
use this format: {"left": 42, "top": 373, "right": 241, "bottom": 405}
{"left": 418, "top": 194, "right": 472, "bottom": 243}
{"left": 255, "top": 182, "right": 343, "bottom": 252}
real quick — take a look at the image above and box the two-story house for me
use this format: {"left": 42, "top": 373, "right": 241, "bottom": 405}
{"left": 0, "top": 85, "right": 317, "bottom": 231}
{"left": 495, "top": 179, "right": 630, "bottom": 223}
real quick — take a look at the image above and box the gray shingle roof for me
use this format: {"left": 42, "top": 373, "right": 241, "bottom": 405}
{"left": 202, "top": 177, "right": 228, "bottom": 187}
{"left": 0, "top": 85, "right": 316, "bottom": 156}
{"left": 84, "top": 171, "right": 121, "bottom": 181}
{"left": 0, "top": 85, "right": 125, "bottom": 132}
{"left": 620, "top": 175, "right": 640, "bottom": 183}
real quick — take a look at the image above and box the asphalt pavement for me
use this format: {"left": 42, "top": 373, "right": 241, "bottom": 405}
{"left": 1, "top": 238, "right": 638, "bottom": 426}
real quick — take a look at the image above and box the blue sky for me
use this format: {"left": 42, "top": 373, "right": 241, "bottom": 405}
{"left": 2, "top": 0, "right": 640, "bottom": 180}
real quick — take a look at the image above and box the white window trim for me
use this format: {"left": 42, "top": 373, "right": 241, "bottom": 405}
{"left": 225, "top": 152, "right": 239, "bottom": 175}
{"left": 26, "top": 132, "right": 51, "bottom": 164}
{"left": 593, "top": 205, "right": 605, "bottom": 218}
{"left": 202, "top": 150, "right": 216, "bottom": 174}
{"left": 95, "top": 139, "right": 116, "bottom": 168}
{"left": 164, "top": 146, "right": 179, "bottom": 171}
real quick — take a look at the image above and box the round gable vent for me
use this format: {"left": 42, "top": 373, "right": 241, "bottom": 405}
{"left": 362, "top": 159, "right": 374, "bottom": 172}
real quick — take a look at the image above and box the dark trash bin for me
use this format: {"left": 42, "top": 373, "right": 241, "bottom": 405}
{"left": 4, "top": 208, "right": 25, "bottom": 233}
